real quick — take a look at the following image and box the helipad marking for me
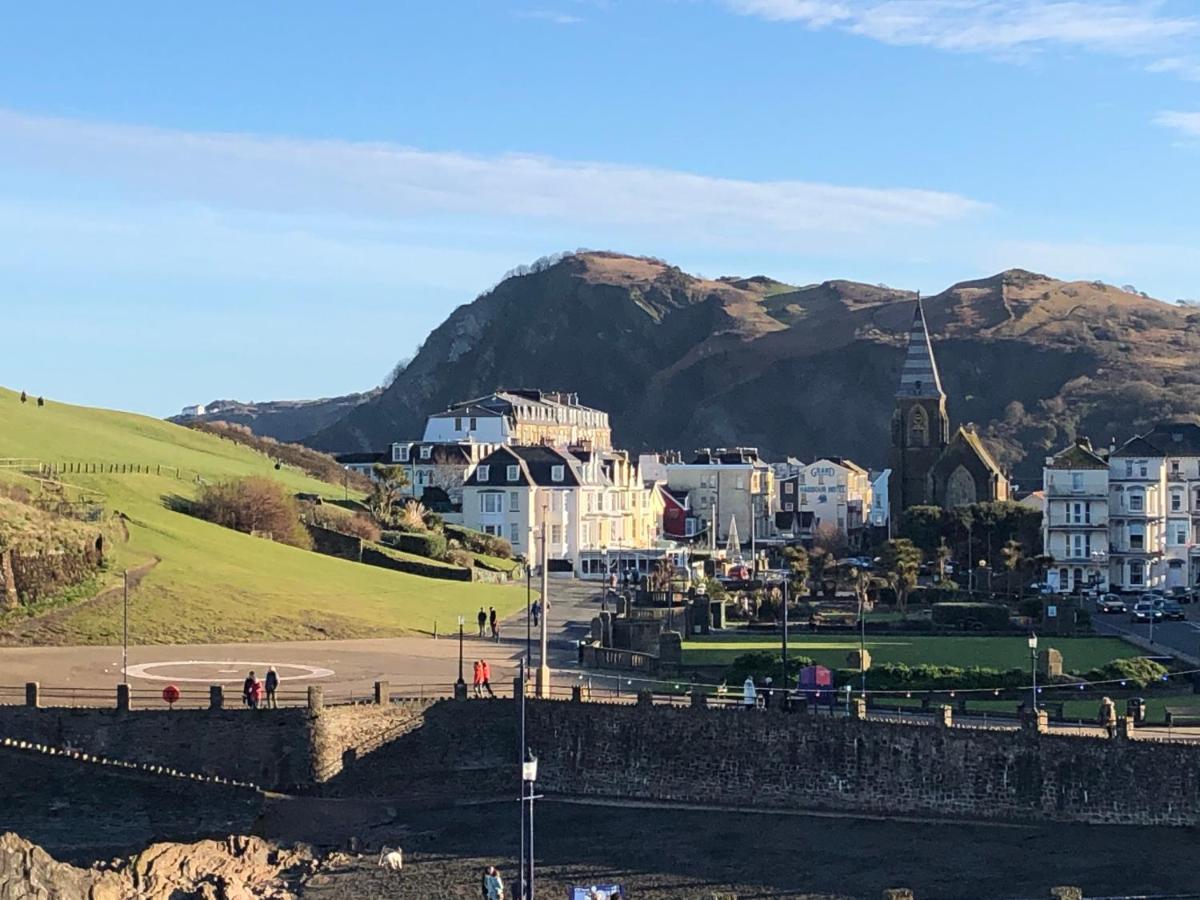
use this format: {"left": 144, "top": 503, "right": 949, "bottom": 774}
{"left": 123, "top": 661, "right": 334, "bottom": 683}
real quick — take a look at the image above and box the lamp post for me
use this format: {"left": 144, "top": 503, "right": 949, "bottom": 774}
{"left": 526, "top": 551, "right": 533, "bottom": 672}
{"left": 523, "top": 747, "right": 539, "bottom": 900}
{"left": 780, "top": 577, "right": 789, "bottom": 706}
{"left": 518, "top": 657, "right": 526, "bottom": 899}
{"left": 122, "top": 569, "right": 129, "bottom": 681}
{"left": 858, "top": 578, "right": 867, "bottom": 698}
{"left": 455, "top": 615, "right": 466, "bottom": 699}
{"left": 536, "top": 514, "right": 551, "bottom": 698}
{"left": 1028, "top": 633, "right": 1038, "bottom": 713}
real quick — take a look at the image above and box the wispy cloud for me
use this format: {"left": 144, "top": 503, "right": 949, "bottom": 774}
{"left": 726, "top": 1, "right": 1198, "bottom": 58}
{"left": 1154, "top": 109, "right": 1200, "bottom": 137}
{"left": 1147, "top": 55, "right": 1200, "bottom": 79}
{"left": 512, "top": 9, "right": 583, "bottom": 25}
{"left": 0, "top": 108, "right": 987, "bottom": 248}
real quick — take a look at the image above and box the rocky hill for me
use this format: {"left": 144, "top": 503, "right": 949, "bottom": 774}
{"left": 169, "top": 390, "right": 379, "bottom": 443}
{"left": 286, "top": 252, "right": 1200, "bottom": 486}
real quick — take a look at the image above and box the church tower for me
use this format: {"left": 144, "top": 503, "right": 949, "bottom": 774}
{"left": 889, "top": 298, "right": 949, "bottom": 527}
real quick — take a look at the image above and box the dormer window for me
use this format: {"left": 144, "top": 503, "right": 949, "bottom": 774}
{"left": 476, "top": 465, "right": 490, "bottom": 482}
{"left": 552, "top": 465, "right": 565, "bottom": 482}
{"left": 395, "top": 445, "right": 410, "bottom": 463}
{"left": 507, "top": 465, "right": 520, "bottom": 482}
{"left": 420, "top": 445, "right": 432, "bottom": 460}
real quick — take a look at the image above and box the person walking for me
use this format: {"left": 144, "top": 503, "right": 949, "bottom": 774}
{"left": 1099, "top": 695, "right": 1117, "bottom": 738}
{"left": 472, "top": 660, "right": 484, "bottom": 699}
{"left": 481, "top": 659, "right": 496, "bottom": 698}
{"left": 530, "top": 600, "right": 541, "bottom": 628}
{"left": 484, "top": 865, "right": 505, "bottom": 900}
{"left": 489, "top": 606, "right": 499, "bottom": 641}
{"left": 477, "top": 607, "right": 487, "bottom": 637}
{"left": 242, "top": 671, "right": 257, "bottom": 709}
{"left": 264, "top": 666, "right": 279, "bottom": 709}
{"left": 742, "top": 675, "right": 757, "bottom": 709}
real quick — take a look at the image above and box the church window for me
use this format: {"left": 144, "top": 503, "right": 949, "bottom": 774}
{"left": 945, "top": 465, "right": 977, "bottom": 508}
{"left": 908, "top": 406, "right": 929, "bottom": 447}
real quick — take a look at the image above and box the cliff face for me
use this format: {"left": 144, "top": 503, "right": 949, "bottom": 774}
{"left": 294, "top": 253, "right": 1200, "bottom": 484}
{"left": 170, "top": 391, "right": 380, "bottom": 443}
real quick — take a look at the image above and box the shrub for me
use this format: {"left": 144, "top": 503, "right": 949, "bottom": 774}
{"left": 380, "top": 529, "right": 447, "bottom": 560}
{"left": 444, "top": 525, "right": 512, "bottom": 559}
{"left": 1084, "top": 657, "right": 1169, "bottom": 689}
{"left": 1018, "top": 597, "right": 1043, "bottom": 618}
{"left": 445, "top": 548, "right": 473, "bottom": 568}
{"left": 192, "top": 476, "right": 311, "bottom": 549}
{"left": 931, "top": 602, "right": 1010, "bottom": 631}
{"left": 304, "top": 503, "right": 380, "bottom": 542}
{"left": 398, "top": 501, "right": 429, "bottom": 532}
{"left": 844, "top": 662, "right": 1027, "bottom": 692}
{"left": 726, "top": 651, "right": 815, "bottom": 685}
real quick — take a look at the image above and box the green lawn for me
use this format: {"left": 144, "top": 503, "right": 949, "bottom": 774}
{"left": 0, "top": 386, "right": 525, "bottom": 644}
{"left": 681, "top": 633, "right": 1139, "bottom": 673}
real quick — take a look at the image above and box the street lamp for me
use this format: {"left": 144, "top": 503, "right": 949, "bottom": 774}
{"left": 455, "top": 615, "right": 466, "bottom": 699}
{"left": 1028, "top": 633, "right": 1038, "bottom": 713}
{"left": 523, "top": 747, "right": 539, "bottom": 899}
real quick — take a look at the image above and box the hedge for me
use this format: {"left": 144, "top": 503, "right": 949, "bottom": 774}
{"left": 380, "top": 529, "right": 448, "bottom": 561}
{"left": 930, "top": 602, "right": 1010, "bottom": 630}
{"left": 835, "top": 662, "right": 1028, "bottom": 692}
{"left": 726, "top": 651, "right": 816, "bottom": 685}
{"left": 445, "top": 524, "right": 512, "bottom": 559}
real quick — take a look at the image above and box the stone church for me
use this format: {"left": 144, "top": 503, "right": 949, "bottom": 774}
{"left": 888, "top": 301, "right": 1009, "bottom": 528}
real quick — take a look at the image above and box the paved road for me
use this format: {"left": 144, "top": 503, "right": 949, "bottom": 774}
{"left": 1092, "top": 599, "right": 1200, "bottom": 664}
{"left": 0, "top": 579, "right": 604, "bottom": 704}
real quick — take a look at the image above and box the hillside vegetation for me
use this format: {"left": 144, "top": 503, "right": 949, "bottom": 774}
{"left": 301, "top": 253, "right": 1200, "bottom": 485}
{"left": 0, "top": 387, "right": 523, "bottom": 645}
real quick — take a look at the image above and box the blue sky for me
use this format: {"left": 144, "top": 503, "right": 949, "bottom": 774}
{"left": 2, "top": 0, "right": 1199, "bottom": 416}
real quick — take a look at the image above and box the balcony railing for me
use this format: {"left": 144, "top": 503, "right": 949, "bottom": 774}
{"left": 1044, "top": 486, "right": 1108, "bottom": 498}
{"left": 1045, "top": 520, "right": 1108, "bottom": 529}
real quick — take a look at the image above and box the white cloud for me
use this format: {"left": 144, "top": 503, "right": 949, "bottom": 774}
{"left": 1148, "top": 55, "right": 1200, "bottom": 79}
{"left": 1154, "top": 109, "right": 1200, "bottom": 137}
{"left": 726, "top": 0, "right": 1197, "bottom": 57}
{"left": 512, "top": 9, "right": 584, "bottom": 24}
{"left": 0, "top": 108, "right": 986, "bottom": 248}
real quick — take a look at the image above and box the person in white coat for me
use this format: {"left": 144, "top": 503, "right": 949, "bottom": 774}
{"left": 742, "top": 676, "right": 757, "bottom": 709}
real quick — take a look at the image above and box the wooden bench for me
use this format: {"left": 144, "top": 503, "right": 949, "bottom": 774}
{"left": 1164, "top": 706, "right": 1200, "bottom": 727}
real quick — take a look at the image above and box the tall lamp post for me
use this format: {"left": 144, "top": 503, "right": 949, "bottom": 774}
{"left": 455, "top": 615, "right": 466, "bottom": 699}
{"left": 535, "top": 514, "right": 552, "bottom": 698}
{"left": 526, "top": 547, "right": 533, "bottom": 671}
{"left": 523, "top": 747, "right": 539, "bottom": 899}
{"left": 1028, "top": 633, "right": 1038, "bottom": 713}
{"left": 122, "top": 569, "right": 129, "bottom": 680}
{"left": 780, "top": 577, "right": 789, "bottom": 706}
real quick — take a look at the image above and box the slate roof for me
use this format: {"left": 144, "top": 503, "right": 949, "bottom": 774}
{"left": 1111, "top": 435, "right": 1164, "bottom": 458}
{"left": 896, "top": 300, "right": 945, "bottom": 400}
{"left": 955, "top": 427, "right": 1005, "bottom": 476}
{"left": 335, "top": 451, "right": 386, "bottom": 465}
{"left": 395, "top": 442, "right": 475, "bottom": 465}
{"left": 1046, "top": 439, "right": 1108, "bottom": 470}
{"left": 1141, "top": 422, "right": 1200, "bottom": 456}
{"left": 464, "top": 445, "right": 582, "bottom": 487}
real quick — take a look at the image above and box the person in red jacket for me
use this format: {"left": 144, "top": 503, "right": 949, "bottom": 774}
{"left": 480, "top": 660, "right": 496, "bottom": 698}
{"left": 472, "top": 659, "right": 484, "bottom": 699}
{"left": 251, "top": 675, "right": 265, "bottom": 709}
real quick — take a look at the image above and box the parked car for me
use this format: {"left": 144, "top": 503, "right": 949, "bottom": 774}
{"left": 1096, "top": 595, "right": 1127, "bottom": 614}
{"left": 1153, "top": 598, "right": 1187, "bottom": 621}
{"left": 1167, "top": 586, "right": 1195, "bottom": 605}
{"left": 1027, "top": 582, "right": 1057, "bottom": 595}
{"left": 1130, "top": 601, "right": 1165, "bottom": 623}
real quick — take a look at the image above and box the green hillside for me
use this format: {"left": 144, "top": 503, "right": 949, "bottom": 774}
{"left": 0, "top": 387, "right": 524, "bottom": 645}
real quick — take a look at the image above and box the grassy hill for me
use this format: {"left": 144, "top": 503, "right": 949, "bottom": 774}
{"left": 0, "top": 387, "right": 524, "bottom": 645}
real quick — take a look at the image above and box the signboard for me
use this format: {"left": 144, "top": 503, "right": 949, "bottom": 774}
{"left": 571, "top": 887, "right": 625, "bottom": 900}
{"left": 1047, "top": 605, "right": 1057, "bottom": 618}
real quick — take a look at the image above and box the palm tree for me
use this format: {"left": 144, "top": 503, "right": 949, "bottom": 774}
{"left": 880, "top": 539, "right": 922, "bottom": 614}
{"left": 1001, "top": 539, "right": 1025, "bottom": 598}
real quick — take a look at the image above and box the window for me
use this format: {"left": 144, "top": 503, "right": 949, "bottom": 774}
{"left": 509, "top": 523, "right": 520, "bottom": 545}
{"left": 909, "top": 406, "right": 929, "bottom": 446}
{"left": 420, "top": 445, "right": 431, "bottom": 460}
{"left": 1125, "top": 460, "right": 1134, "bottom": 478}
{"left": 1071, "top": 502, "right": 1083, "bottom": 524}
{"left": 1130, "top": 561, "right": 1145, "bottom": 586}
{"left": 1129, "top": 524, "right": 1145, "bottom": 550}
{"left": 785, "top": 482, "right": 794, "bottom": 495}
{"left": 784, "top": 502, "right": 794, "bottom": 511}
{"left": 736, "top": 475, "right": 745, "bottom": 490}
{"left": 1172, "top": 492, "right": 1183, "bottom": 512}
{"left": 1172, "top": 522, "right": 1189, "bottom": 546}
{"left": 685, "top": 519, "right": 698, "bottom": 536}
{"left": 1140, "top": 463, "right": 1148, "bottom": 477}
{"left": 509, "top": 491, "right": 519, "bottom": 512}
{"left": 394, "top": 444, "right": 409, "bottom": 463}
{"left": 1128, "top": 492, "right": 1144, "bottom": 512}
{"left": 551, "top": 465, "right": 565, "bottom": 482}
{"left": 454, "top": 417, "right": 463, "bottom": 431}
{"left": 1172, "top": 459, "right": 1181, "bottom": 476}
{"left": 507, "top": 465, "right": 520, "bottom": 482}
{"left": 470, "top": 417, "right": 477, "bottom": 431}
{"left": 480, "top": 493, "right": 502, "bottom": 514}
{"left": 483, "top": 524, "right": 500, "bottom": 536}
{"left": 476, "top": 465, "right": 490, "bottom": 482}
{"left": 1072, "top": 534, "right": 1084, "bottom": 558}
{"left": 551, "top": 524, "right": 562, "bottom": 545}
{"left": 1071, "top": 472, "right": 1084, "bottom": 491}
{"left": 700, "top": 495, "right": 710, "bottom": 507}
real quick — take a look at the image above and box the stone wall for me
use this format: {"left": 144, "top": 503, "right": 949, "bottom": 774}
{"left": 305, "top": 523, "right": 363, "bottom": 562}
{"left": 6, "top": 698, "right": 1200, "bottom": 825}
{"left": 524, "top": 701, "right": 1200, "bottom": 826}
{"left": 0, "top": 706, "right": 314, "bottom": 789}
